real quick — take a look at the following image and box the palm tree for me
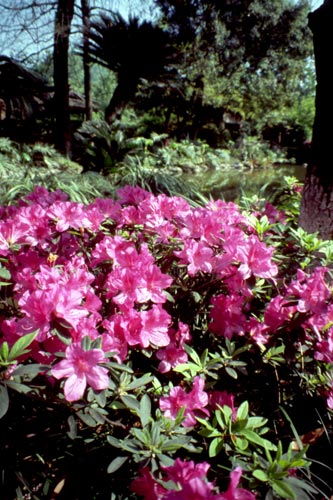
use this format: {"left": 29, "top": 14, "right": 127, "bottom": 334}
{"left": 85, "top": 13, "right": 178, "bottom": 123}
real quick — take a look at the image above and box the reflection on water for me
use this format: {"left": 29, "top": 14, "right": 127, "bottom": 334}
{"left": 190, "top": 163, "right": 307, "bottom": 201}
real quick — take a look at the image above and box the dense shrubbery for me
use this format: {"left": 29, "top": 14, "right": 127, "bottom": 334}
{"left": 0, "top": 178, "right": 333, "bottom": 499}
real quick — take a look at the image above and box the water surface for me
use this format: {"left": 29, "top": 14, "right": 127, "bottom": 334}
{"left": 192, "top": 163, "right": 306, "bottom": 201}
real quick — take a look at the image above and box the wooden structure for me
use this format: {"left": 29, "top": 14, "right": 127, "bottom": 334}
{"left": 0, "top": 55, "right": 96, "bottom": 141}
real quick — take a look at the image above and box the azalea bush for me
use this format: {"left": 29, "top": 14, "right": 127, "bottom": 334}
{"left": 0, "top": 178, "right": 333, "bottom": 499}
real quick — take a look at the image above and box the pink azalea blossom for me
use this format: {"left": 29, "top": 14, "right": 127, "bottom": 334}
{"left": 139, "top": 305, "right": 171, "bottom": 348}
{"left": 163, "top": 477, "right": 216, "bottom": 500}
{"left": 237, "top": 235, "right": 278, "bottom": 280}
{"left": 262, "top": 202, "right": 286, "bottom": 224}
{"left": 159, "top": 376, "right": 209, "bottom": 427}
{"left": 218, "top": 467, "right": 255, "bottom": 500}
{"left": 247, "top": 317, "right": 270, "bottom": 346}
{"left": 51, "top": 342, "right": 109, "bottom": 401}
{"left": 130, "top": 467, "right": 166, "bottom": 500}
{"left": 209, "top": 391, "right": 238, "bottom": 421}
{"left": 15, "top": 204, "right": 51, "bottom": 247}
{"left": 174, "top": 239, "right": 214, "bottom": 276}
{"left": 264, "top": 295, "right": 295, "bottom": 332}
{"left": 156, "top": 342, "right": 188, "bottom": 373}
{"left": 162, "top": 458, "right": 210, "bottom": 484}
{"left": 22, "top": 186, "right": 68, "bottom": 207}
{"left": 116, "top": 185, "right": 151, "bottom": 205}
{"left": 210, "top": 294, "right": 247, "bottom": 339}
{"left": 135, "top": 264, "right": 173, "bottom": 303}
{"left": 0, "top": 220, "right": 27, "bottom": 256}
{"left": 47, "top": 201, "right": 86, "bottom": 232}
{"left": 156, "top": 322, "right": 191, "bottom": 373}
{"left": 102, "top": 316, "right": 129, "bottom": 362}
{"left": 287, "top": 267, "right": 331, "bottom": 315}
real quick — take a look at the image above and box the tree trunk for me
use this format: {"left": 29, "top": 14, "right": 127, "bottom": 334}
{"left": 53, "top": 0, "right": 75, "bottom": 156}
{"left": 299, "top": 0, "right": 333, "bottom": 239}
{"left": 81, "top": 0, "right": 92, "bottom": 121}
{"left": 104, "top": 77, "right": 138, "bottom": 123}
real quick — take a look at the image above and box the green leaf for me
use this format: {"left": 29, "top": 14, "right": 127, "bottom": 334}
{"left": 131, "top": 428, "right": 148, "bottom": 444}
{"left": 139, "top": 394, "right": 151, "bottom": 427}
{"left": 161, "top": 437, "right": 192, "bottom": 452}
{"left": 8, "top": 331, "right": 37, "bottom": 361}
{"left": 107, "top": 456, "right": 128, "bottom": 474}
{"left": 126, "top": 374, "right": 153, "bottom": 390}
{"left": 67, "top": 415, "right": 77, "bottom": 440}
{"left": 253, "top": 469, "right": 269, "bottom": 482}
{"left": 232, "top": 436, "right": 249, "bottom": 451}
{"left": 225, "top": 366, "right": 238, "bottom": 379}
{"left": 107, "top": 435, "right": 123, "bottom": 449}
{"left": 0, "top": 341, "right": 9, "bottom": 361}
{"left": 5, "top": 381, "right": 32, "bottom": 394}
{"left": 184, "top": 345, "right": 201, "bottom": 365}
{"left": 88, "top": 407, "right": 106, "bottom": 425}
{"left": 272, "top": 479, "right": 297, "bottom": 500}
{"left": 236, "top": 401, "right": 249, "bottom": 421}
{"left": 0, "top": 384, "right": 9, "bottom": 418}
{"left": 157, "top": 453, "right": 175, "bottom": 467}
{"left": 0, "top": 266, "right": 10, "bottom": 280}
{"left": 286, "top": 477, "right": 318, "bottom": 496}
{"left": 12, "top": 363, "right": 44, "bottom": 379}
{"left": 209, "top": 437, "right": 224, "bottom": 457}
{"left": 247, "top": 416, "right": 268, "bottom": 429}
{"left": 77, "top": 410, "right": 99, "bottom": 427}
{"left": 241, "top": 430, "right": 277, "bottom": 451}
{"left": 173, "top": 364, "right": 191, "bottom": 373}
{"left": 120, "top": 395, "right": 140, "bottom": 412}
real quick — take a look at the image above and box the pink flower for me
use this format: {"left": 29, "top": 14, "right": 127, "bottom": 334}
{"left": 159, "top": 376, "right": 209, "bottom": 427}
{"left": 0, "top": 220, "right": 27, "bottom": 256}
{"left": 236, "top": 235, "right": 278, "bottom": 280}
{"left": 51, "top": 342, "right": 109, "bottom": 401}
{"left": 209, "top": 391, "right": 238, "bottom": 421}
{"left": 102, "top": 316, "right": 129, "bottom": 362}
{"left": 47, "top": 201, "right": 86, "bottom": 232}
{"left": 247, "top": 317, "right": 270, "bottom": 346}
{"left": 156, "top": 322, "right": 191, "bottom": 373}
{"left": 264, "top": 295, "right": 295, "bottom": 332}
{"left": 164, "top": 477, "right": 215, "bottom": 500}
{"left": 209, "top": 294, "right": 247, "bottom": 339}
{"left": 18, "top": 289, "right": 55, "bottom": 340}
{"left": 139, "top": 305, "right": 171, "bottom": 347}
{"left": 288, "top": 267, "right": 331, "bottom": 315}
{"left": 262, "top": 202, "right": 286, "bottom": 224}
{"left": 135, "top": 264, "right": 173, "bottom": 304}
{"left": 163, "top": 458, "right": 210, "bottom": 484}
{"left": 156, "top": 342, "right": 188, "bottom": 373}
{"left": 219, "top": 467, "right": 255, "bottom": 500}
{"left": 130, "top": 467, "right": 166, "bottom": 500}
{"left": 23, "top": 186, "right": 68, "bottom": 207}
{"left": 117, "top": 185, "right": 151, "bottom": 205}
{"left": 174, "top": 239, "right": 214, "bottom": 276}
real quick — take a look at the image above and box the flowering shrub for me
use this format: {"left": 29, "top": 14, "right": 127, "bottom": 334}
{"left": 0, "top": 179, "right": 333, "bottom": 499}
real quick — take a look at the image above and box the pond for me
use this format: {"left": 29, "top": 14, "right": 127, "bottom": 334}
{"left": 189, "top": 163, "right": 307, "bottom": 201}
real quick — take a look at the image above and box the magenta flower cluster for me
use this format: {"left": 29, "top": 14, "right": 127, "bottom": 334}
{"left": 1, "top": 184, "right": 333, "bottom": 496}
{"left": 131, "top": 460, "right": 255, "bottom": 499}
{"left": 1, "top": 185, "right": 333, "bottom": 408}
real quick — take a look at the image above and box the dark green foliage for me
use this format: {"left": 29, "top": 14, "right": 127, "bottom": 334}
{"left": 84, "top": 12, "right": 180, "bottom": 122}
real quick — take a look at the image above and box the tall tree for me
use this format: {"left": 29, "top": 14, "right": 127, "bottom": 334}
{"left": 53, "top": 0, "right": 75, "bottom": 155}
{"left": 86, "top": 13, "right": 178, "bottom": 123}
{"left": 81, "top": 0, "right": 92, "bottom": 120}
{"left": 299, "top": 0, "right": 333, "bottom": 239}
{"left": 153, "top": 0, "right": 312, "bottom": 127}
